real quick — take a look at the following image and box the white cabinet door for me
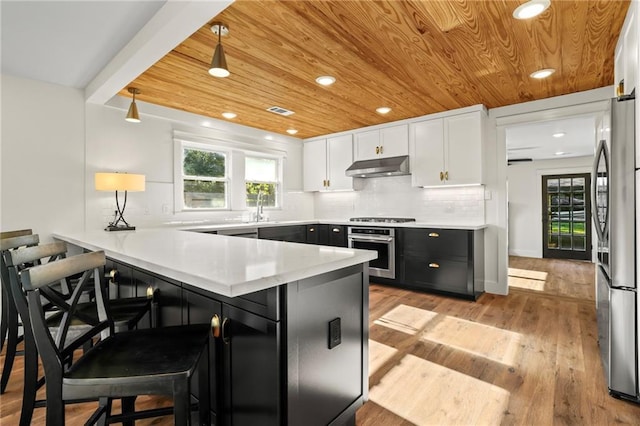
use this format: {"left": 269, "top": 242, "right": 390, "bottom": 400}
{"left": 303, "top": 139, "right": 327, "bottom": 192}
{"left": 410, "top": 119, "right": 444, "bottom": 187}
{"left": 327, "top": 134, "right": 353, "bottom": 190}
{"left": 623, "top": 5, "right": 637, "bottom": 94}
{"left": 445, "top": 112, "right": 482, "bottom": 185}
{"left": 380, "top": 124, "right": 409, "bottom": 158}
{"left": 354, "top": 130, "right": 380, "bottom": 161}
{"left": 355, "top": 125, "right": 409, "bottom": 161}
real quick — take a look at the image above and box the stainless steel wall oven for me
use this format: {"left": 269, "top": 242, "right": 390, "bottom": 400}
{"left": 348, "top": 227, "right": 395, "bottom": 279}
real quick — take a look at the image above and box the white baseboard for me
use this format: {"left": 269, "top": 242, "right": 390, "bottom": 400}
{"left": 508, "top": 249, "right": 540, "bottom": 258}
{"left": 484, "top": 280, "right": 507, "bottom": 295}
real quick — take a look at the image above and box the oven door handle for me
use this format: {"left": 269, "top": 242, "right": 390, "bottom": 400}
{"left": 348, "top": 236, "right": 393, "bottom": 243}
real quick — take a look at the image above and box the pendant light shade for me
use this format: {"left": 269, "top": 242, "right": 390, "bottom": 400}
{"left": 125, "top": 87, "right": 141, "bottom": 123}
{"left": 209, "top": 22, "right": 230, "bottom": 78}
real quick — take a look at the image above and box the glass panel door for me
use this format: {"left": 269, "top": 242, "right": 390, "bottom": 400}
{"left": 542, "top": 173, "right": 592, "bottom": 260}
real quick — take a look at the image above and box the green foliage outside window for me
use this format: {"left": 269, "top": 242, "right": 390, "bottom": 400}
{"left": 246, "top": 182, "right": 276, "bottom": 207}
{"left": 183, "top": 148, "right": 226, "bottom": 208}
{"left": 183, "top": 149, "right": 225, "bottom": 177}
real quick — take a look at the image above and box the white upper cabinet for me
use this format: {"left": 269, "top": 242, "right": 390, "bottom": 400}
{"left": 354, "top": 124, "right": 408, "bottom": 161}
{"left": 303, "top": 135, "right": 353, "bottom": 191}
{"left": 327, "top": 134, "right": 353, "bottom": 190}
{"left": 410, "top": 110, "right": 484, "bottom": 187}
{"left": 303, "top": 138, "right": 327, "bottom": 192}
{"left": 615, "top": 1, "right": 637, "bottom": 96}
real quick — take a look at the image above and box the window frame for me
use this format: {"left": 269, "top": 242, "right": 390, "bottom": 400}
{"left": 174, "top": 136, "right": 285, "bottom": 213}
{"left": 245, "top": 154, "right": 282, "bottom": 210}
{"left": 177, "top": 141, "right": 230, "bottom": 211}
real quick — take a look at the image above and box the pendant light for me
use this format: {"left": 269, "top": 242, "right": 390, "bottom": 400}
{"left": 125, "top": 87, "right": 141, "bottom": 123}
{"left": 209, "top": 22, "right": 230, "bottom": 78}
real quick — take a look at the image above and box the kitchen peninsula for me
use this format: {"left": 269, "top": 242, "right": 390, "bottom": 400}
{"left": 53, "top": 229, "right": 377, "bottom": 426}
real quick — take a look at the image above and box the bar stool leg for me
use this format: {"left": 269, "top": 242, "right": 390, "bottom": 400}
{"left": 0, "top": 286, "right": 8, "bottom": 351}
{"left": 19, "top": 334, "right": 39, "bottom": 426}
{"left": 0, "top": 302, "right": 19, "bottom": 393}
{"left": 173, "top": 380, "right": 190, "bottom": 426}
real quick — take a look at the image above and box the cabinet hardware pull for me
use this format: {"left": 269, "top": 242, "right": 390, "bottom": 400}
{"left": 445, "top": 171, "right": 449, "bottom": 181}
{"left": 327, "top": 180, "right": 330, "bottom": 187}
{"left": 429, "top": 263, "right": 440, "bottom": 268}
{"left": 211, "top": 314, "right": 221, "bottom": 338}
{"left": 379, "top": 145, "right": 383, "bottom": 154}
{"left": 323, "top": 179, "right": 327, "bottom": 187}
{"left": 221, "top": 317, "right": 230, "bottom": 345}
{"left": 375, "top": 146, "right": 379, "bottom": 155}
{"left": 106, "top": 269, "right": 119, "bottom": 282}
{"left": 309, "top": 228, "right": 315, "bottom": 232}
{"left": 146, "top": 286, "right": 155, "bottom": 299}
{"left": 439, "top": 171, "right": 444, "bottom": 181}
{"left": 428, "top": 232, "right": 439, "bottom": 237}
{"left": 332, "top": 228, "right": 340, "bottom": 233}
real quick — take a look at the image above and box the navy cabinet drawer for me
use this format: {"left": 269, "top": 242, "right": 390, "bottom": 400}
{"left": 404, "top": 257, "right": 470, "bottom": 295}
{"left": 404, "top": 228, "right": 469, "bottom": 261}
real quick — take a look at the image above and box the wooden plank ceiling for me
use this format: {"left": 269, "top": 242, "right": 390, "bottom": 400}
{"left": 122, "top": 0, "right": 629, "bottom": 139}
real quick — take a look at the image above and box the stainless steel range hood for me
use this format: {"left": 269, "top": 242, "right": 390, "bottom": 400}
{"left": 345, "top": 155, "right": 410, "bottom": 178}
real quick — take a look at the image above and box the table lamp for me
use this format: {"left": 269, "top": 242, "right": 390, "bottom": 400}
{"left": 95, "top": 172, "right": 145, "bottom": 231}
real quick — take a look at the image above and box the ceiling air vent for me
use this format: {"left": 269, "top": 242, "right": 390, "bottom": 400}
{"left": 266, "top": 106, "right": 295, "bottom": 116}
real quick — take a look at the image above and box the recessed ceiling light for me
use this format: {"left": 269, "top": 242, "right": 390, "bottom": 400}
{"left": 221, "top": 112, "right": 237, "bottom": 119}
{"left": 376, "top": 107, "right": 392, "bottom": 114}
{"left": 265, "top": 135, "right": 274, "bottom": 140}
{"left": 315, "top": 76, "right": 336, "bottom": 86}
{"left": 286, "top": 129, "right": 298, "bottom": 135}
{"left": 513, "top": 0, "right": 551, "bottom": 19}
{"left": 530, "top": 68, "right": 555, "bottom": 79}
{"left": 552, "top": 132, "right": 566, "bottom": 138}
{"left": 555, "top": 151, "right": 568, "bottom": 156}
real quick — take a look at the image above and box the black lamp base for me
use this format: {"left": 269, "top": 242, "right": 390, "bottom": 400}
{"left": 105, "top": 225, "right": 136, "bottom": 232}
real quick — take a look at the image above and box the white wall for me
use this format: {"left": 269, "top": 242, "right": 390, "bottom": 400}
{"left": 507, "top": 156, "right": 594, "bottom": 258}
{"left": 84, "top": 103, "right": 313, "bottom": 231}
{"left": 314, "top": 176, "right": 485, "bottom": 225}
{"left": 0, "top": 74, "right": 85, "bottom": 242}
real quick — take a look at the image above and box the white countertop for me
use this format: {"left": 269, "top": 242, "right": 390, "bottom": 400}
{"left": 181, "top": 219, "right": 487, "bottom": 232}
{"left": 53, "top": 229, "right": 377, "bottom": 298}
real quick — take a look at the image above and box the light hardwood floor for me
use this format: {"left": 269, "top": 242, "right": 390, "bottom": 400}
{"left": 2, "top": 256, "right": 640, "bottom": 425}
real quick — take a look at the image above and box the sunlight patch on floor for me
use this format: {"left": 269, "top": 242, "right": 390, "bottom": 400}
{"left": 508, "top": 267, "right": 548, "bottom": 291}
{"left": 369, "top": 354, "right": 509, "bottom": 426}
{"left": 373, "top": 304, "right": 438, "bottom": 335}
{"left": 421, "top": 316, "right": 523, "bottom": 367}
{"left": 508, "top": 267, "right": 548, "bottom": 281}
{"left": 369, "top": 339, "right": 398, "bottom": 376}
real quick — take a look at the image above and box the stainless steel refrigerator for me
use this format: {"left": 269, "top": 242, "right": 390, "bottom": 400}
{"left": 592, "top": 94, "right": 639, "bottom": 403}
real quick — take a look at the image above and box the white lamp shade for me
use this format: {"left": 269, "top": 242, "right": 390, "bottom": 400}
{"left": 95, "top": 173, "right": 145, "bottom": 192}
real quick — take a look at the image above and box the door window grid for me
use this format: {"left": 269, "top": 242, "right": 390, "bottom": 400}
{"left": 546, "top": 176, "right": 587, "bottom": 252}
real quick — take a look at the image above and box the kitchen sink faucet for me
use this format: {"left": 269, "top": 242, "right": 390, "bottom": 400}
{"left": 255, "top": 190, "right": 264, "bottom": 222}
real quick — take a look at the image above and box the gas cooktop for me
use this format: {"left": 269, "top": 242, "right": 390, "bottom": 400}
{"left": 349, "top": 217, "right": 416, "bottom": 223}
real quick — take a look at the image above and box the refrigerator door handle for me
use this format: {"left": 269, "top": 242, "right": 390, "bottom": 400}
{"left": 592, "top": 139, "right": 609, "bottom": 242}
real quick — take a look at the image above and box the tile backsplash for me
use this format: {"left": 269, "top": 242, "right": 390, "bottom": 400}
{"left": 314, "top": 175, "right": 485, "bottom": 224}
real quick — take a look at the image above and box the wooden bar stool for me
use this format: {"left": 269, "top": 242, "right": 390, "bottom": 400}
{"left": 14, "top": 249, "right": 210, "bottom": 425}
{"left": 2, "top": 238, "right": 158, "bottom": 426}
{"left": 0, "top": 229, "right": 32, "bottom": 352}
{"left": 0, "top": 231, "right": 39, "bottom": 395}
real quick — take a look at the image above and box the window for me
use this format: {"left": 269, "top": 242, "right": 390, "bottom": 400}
{"left": 245, "top": 156, "right": 279, "bottom": 208}
{"left": 174, "top": 135, "right": 285, "bottom": 212}
{"left": 182, "top": 146, "right": 228, "bottom": 209}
